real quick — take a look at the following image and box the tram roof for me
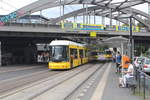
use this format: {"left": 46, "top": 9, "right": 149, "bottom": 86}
{"left": 50, "top": 40, "right": 85, "bottom": 47}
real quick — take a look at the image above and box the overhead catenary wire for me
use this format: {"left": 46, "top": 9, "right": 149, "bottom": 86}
{"left": 68, "top": 5, "right": 85, "bottom": 23}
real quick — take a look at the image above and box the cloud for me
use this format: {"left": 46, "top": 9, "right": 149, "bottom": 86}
{"left": 0, "top": 0, "right": 38, "bottom": 14}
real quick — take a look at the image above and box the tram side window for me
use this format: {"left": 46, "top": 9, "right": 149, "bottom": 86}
{"left": 85, "top": 50, "right": 88, "bottom": 57}
{"left": 49, "top": 46, "right": 52, "bottom": 58}
{"left": 79, "top": 50, "right": 84, "bottom": 58}
{"left": 70, "top": 49, "right": 78, "bottom": 59}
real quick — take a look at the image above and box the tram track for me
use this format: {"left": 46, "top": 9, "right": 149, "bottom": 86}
{"left": 0, "top": 65, "right": 46, "bottom": 74}
{"left": 0, "top": 70, "right": 57, "bottom": 96}
{"left": 64, "top": 63, "right": 108, "bottom": 100}
{"left": 65, "top": 63, "right": 110, "bottom": 100}
{"left": 0, "top": 68, "right": 48, "bottom": 83}
{"left": 0, "top": 63, "right": 101, "bottom": 100}
{"left": 0, "top": 65, "right": 63, "bottom": 96}
{"left": 31, "top": 63, "right": 105, "bottom": 100}
{"left": 30, "top": 63, "right": 100, "bottom": 100}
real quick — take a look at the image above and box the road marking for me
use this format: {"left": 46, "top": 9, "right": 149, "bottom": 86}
{"left": 86, "top": 86, "right": 90, "bottom": 89}
{"left": 83, "top": 89, "right": 87, "bottom": 92}
{"left": 91, "top": 80, "right": 94, "bottom": 83}
{"left": 79, "top": 93, "right": 84, "bottom": 97}
{"left": 91, "top": 63, "right": 111, "bottom": 100}
{"left": 88, "top": 82, "right": 92, "bottom": 86}
{"left": 76, "top": 98, "right": 81, "bottom": 100}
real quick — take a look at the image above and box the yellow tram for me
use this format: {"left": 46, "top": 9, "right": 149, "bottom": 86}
{"left": 104, "top": 49, "right": 113, "bottom": 61}
{"left": 48, "top": 40, "right": 88, "bottom": 69}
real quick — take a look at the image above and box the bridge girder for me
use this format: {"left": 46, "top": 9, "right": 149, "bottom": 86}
{"left": 11, "top": 0, "right": 150, "bottom": 30}
{"left": 50, "top": 2, "right": 150, "bottom": 29}
{"left": 50, "top": 5, "right": 128, "bottom": 24}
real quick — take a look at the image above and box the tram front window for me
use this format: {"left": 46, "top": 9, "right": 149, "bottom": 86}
{"left": 50, "top": 46, "right": 68, "bottom": 62}
{"left": 105, "top": 51, "right": 111, "bottom": 55}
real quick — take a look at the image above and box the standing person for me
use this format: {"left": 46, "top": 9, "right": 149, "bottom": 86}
{"left": 112, "top": 52, "right": 116, "bottom": 62}
{"left": 116, "top": 52, "right": 122, "bottom": 73}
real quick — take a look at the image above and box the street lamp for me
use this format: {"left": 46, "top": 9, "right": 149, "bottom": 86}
{"left": 118, "top": 14, "right": 133, "bottom": 62}
{"left": 129, "top": 16, "right": 133, "bottom": 62}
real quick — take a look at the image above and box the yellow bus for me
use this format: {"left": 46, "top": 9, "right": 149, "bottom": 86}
{"left": 48, "top": 40, "right": 88, "bottom": 69}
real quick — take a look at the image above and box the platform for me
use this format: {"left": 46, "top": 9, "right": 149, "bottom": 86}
{"left": 94, "top": 63, "right": 141, "bottom": 100}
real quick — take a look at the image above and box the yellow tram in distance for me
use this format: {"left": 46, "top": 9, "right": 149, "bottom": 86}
{"left": 104, "top": 49, "right": 113, "bottom": 61}
{"left": 48, "top": 40, "right": 88, "bottom": 70}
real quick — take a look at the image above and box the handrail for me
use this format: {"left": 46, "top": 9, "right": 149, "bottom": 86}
{"left": 136, "top": 69, "right": 150, "bottom": 79}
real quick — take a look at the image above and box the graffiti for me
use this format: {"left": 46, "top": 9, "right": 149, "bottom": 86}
{"left": 0, "top": 12, "right": 17, "bottom": 23}
{"left": 0, "top": 22, "right": 4, "bottom": 26}
{"left": 0, "top": 10, "right": 24, "bottom": 26}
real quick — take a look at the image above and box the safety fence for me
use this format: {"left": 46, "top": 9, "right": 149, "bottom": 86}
{"left": 135, "top": 68, "right": 150, "bottom": 100}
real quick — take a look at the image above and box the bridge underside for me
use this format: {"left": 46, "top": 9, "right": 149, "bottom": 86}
{"left": 0, "top": 33, "right": 149, "bottom": 65}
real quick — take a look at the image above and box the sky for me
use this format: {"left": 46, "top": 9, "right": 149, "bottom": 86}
{"left": 0, "top": 0, "right": 149, "bottom": 25}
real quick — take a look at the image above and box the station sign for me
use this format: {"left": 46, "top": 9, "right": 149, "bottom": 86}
{"left": 90, "top": 31, "right": 97, "bottom": 37}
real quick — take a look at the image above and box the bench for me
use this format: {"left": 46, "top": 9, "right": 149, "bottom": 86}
{"left": 126, "top": 76, "right": 137, "bottom": 93}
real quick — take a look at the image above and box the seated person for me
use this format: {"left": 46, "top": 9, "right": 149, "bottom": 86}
{"left": 120, "top": 61, "right": 134, "bottom": 87}
{"left": 122, "top": 55, "right": 130, "bottom": 69}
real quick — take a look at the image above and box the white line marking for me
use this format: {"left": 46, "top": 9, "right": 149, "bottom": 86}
{"left": 83, "top": 89, "right": 87, "bottom": 92}
{"left": 76, "top": 98, "right": 81, "bottom": 100}
{"left": 91, "top": 80, "right": 94, "bottom": 83}
{"left": 79, "top": 93, "right": 84, "bottom": 97}
{"left": 88, "top": 82, "right": 92, "bottom": 86}
{"left": 91, "top": 63, "right": 111, "bottom": 100}
{"left": 92, "top": 78, "right": 95, "bottom": 81}
{"left": 86, "top": 86, "right": 90, "bottom": 89}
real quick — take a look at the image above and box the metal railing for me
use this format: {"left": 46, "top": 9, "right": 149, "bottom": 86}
{"left": 135, "top": 68, "right": 150, "bottom": 100}
{"left": 2, "top": 22, "right": 148, "bottom": 33}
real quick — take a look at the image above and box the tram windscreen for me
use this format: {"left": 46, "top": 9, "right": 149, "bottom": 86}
{"left": 91, "top": 52, "right": 97, "bottom": 56}
{"left": 50, "top": 46, "right": 68, "bottom": 62}
{"left": 105, "top": 51, "right": 111, "bottom": 54}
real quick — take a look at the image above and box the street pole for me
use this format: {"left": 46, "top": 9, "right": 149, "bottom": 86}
{"left": 83, "top": 4, "right": 85, "bottom": 24}
{"left": 59, "top": 0, "right": 62, "bottom": 23}
{"left": 94, "top": 10, "right": 96, "bottom": 24}
{"left": 62, "top": 4, "right": 64, "bottom": 23}
{"left": 86, "top": 3, "right": 88, "bottom": 24}
{"left": 129, "top": 16, "right": 133, "bottom": 62}
{"left": 110, "top": 8, "right": 112, "bottom": 26}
